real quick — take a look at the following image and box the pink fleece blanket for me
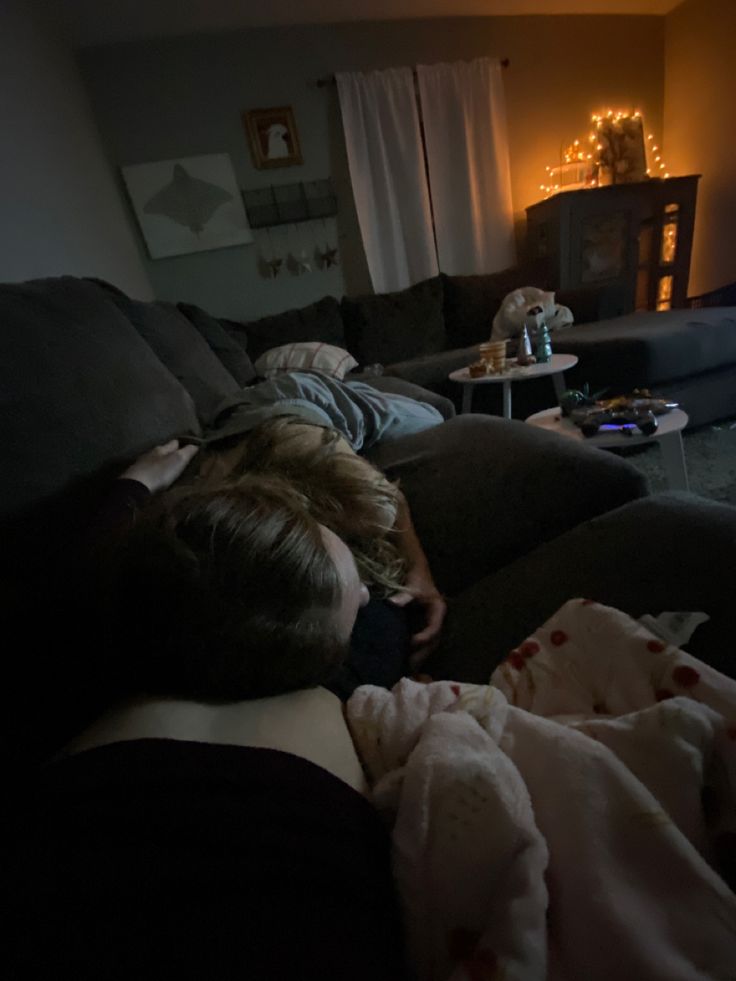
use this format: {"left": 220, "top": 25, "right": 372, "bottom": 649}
{"left": 347, "top": 599, "right": 736, "bottom": 981}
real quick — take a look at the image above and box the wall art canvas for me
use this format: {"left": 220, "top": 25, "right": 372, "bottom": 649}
{"left": 243, "top": 107, "right": 303, "bottom": 169}
{"left": 595, "top": 115, "right": 647, "bottom": 185}
{"left": 122, "top": 153, "right": 253, "bottom": 259}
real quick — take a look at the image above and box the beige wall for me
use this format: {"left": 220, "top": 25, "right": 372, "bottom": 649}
{"left": 80, "top": 15, "right": 664, "bottom": 318}
{"left": 665, "top": 0, "right": 736, "bottom": 296}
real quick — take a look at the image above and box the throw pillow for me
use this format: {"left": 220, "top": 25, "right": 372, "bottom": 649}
{"left": 441, "top": 268, "right": 532, "bottom": 348}
{"left": 254, "top": 342, "right": 358, "bottom": 380}
{"left": 0, "top": 276, "right": 201, "bottom": 521}
{"left": 341, "top": 277, "right": 446, "bottom": 367}
{"left": 231, "top": 296, "right": 346, "bottom": 362}
{"left": 100, "top": 292, "right": 240, "bottom": 426}
{"left": 177, "top": 302, "right": 257, "bottom": 387}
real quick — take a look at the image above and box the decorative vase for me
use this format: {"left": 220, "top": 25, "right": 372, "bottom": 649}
{"left": 535, "top": 322, "right": 552, "bottom": 364}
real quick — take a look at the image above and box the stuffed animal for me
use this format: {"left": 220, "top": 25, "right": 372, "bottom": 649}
{"left": 490, "top": 286, "right": 574, "bottom": 342}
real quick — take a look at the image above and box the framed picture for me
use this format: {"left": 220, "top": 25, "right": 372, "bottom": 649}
{"left": 121, "top": 153, "right": 253, "bottom": 259}
{"left": 595, "top": 114, "right": 647, "bottom": 185}
{"left": 243, "top": 106, "right": 303, "bottom": 169}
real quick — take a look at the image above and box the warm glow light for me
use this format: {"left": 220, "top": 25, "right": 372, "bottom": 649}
{"left": 539, "top": 107, "right": 670, "bottom": 199}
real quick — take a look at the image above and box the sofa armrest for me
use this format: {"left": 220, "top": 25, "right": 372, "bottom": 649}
{"left": 430, "top": 492, "right": 736, "bottom": 683}
{"left": 365, "top": 414, "right": 648, "bottom": 596}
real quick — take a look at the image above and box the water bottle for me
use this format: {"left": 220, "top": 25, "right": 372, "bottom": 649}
{"left": 516, "top": 325, "right": 534, "bottom": 366}
{"left": 535, "top": 322, "right": 552, "bottom": 364}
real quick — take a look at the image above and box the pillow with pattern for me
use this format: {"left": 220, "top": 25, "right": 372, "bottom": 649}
{"left": 254, "top": 342, "right": 358, "bottom": 380}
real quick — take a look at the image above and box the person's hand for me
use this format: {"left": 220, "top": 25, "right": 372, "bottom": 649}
{"left": 121, "top": 439, "right": 199, "bottom": 495}
{"left": 388, "top": 563, "right": 447, "bottom": 667}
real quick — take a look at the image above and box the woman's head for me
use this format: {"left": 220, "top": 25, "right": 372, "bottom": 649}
{"left": 100, "top": 474, "right": 367, "bottom": 702}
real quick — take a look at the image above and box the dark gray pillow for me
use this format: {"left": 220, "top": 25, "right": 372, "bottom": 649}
{"left": 176, "top": 302, "right": 256, "bottom": 387}
{"left": 441, "top": 268, "right": 527, "bottom": 348}
{"left": 0, "top": 276, "right": 201, "bottom": 521}
{"left": 341, "top": 277, "right": 446, "bottom": 367}
{"left": 232, "top": 296, "right": 346, "bottom": 363}
{"left": 104, "top": 293, "right": 240, "bottom": 425}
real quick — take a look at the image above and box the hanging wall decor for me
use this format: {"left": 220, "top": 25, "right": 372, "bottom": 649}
{"left": 315, "top": 218, "right": 339, "bottom": 269}
{"left": 243, "top": 107, "right": 303, "bottom": 170}
{"left": 121, "top": 153, "right": 253, "bottom": 259}
{"left": 257, "top": 227, "right": 284, "bottom": 278}
{"left": 286, "top": 224, "right": 312, "bottom": 275}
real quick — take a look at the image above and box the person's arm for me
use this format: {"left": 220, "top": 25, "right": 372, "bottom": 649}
{"left": 86, "top": 440, "right": 199, "bottom": 543}
{"left": 119, "top": 439, "right": 199, "bottom": 495}
{"left": 387, "top": 490, "right": 447, "bottom": 664}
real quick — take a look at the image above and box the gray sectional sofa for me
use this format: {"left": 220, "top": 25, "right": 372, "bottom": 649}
{"left": 2, "top": 275, "right": 736, "bottom": 774}
{"left": 232, "top": 269, "right": 736, "bottom": 428}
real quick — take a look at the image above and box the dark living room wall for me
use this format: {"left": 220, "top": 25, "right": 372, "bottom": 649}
{"left": 0, "top": 1, "right": 152, "bottom": 297}
{"left": 79, "top": 15, "right": 664, "bottom": 320}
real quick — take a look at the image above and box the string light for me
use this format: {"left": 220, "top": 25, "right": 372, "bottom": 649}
{"left": 539, "top": 108, "right": 670, "bottom": 199}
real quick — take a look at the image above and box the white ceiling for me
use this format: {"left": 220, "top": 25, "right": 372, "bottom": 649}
{"left": 44, "top": 0, "right": 683, "bottom": 47}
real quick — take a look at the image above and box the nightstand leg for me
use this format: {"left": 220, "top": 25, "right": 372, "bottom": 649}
{"left": 461, "top": 385, "right": 473, "bottom": 414}
{"left": 659, "top": 431, "right": 689, "bottom": 491}
{"left": 502, "top": 381, "right": 512, "bottom": 419}
{"left": 553, "top": 372, "right": 567, "bottom": 403}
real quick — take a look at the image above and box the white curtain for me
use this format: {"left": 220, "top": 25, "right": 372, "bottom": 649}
{"left": 417, "top": 57, "right": 516, "bottom": 275}
{"left": 336, "top": 67, "right": 438, "bottom": 294}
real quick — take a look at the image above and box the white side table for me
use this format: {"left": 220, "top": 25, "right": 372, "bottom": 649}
{"left": 526, "top": 406, "right": 690, "bottom": 491}
{"left": 449, "top": 353, "right": 579, "bottom": 418}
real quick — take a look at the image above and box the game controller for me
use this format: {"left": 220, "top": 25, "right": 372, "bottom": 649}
{"left": 571, "top": 407, "right": 659, "bottom": 437}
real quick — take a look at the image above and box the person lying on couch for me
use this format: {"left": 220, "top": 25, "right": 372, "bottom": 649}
{"left": 101, "top": 432, "right": 447, "bottom": 694}
{"left": 16, "top": 473, "right": 409, "bottom": 980}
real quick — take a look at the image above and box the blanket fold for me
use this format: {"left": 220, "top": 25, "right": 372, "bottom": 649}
{"left": 347, "top": 600, "right": 736, "bottom": 981}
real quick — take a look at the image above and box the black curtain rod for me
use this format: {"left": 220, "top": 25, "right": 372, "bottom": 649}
{"left": 316, "top": 58, "right": 509, "bottom": 87}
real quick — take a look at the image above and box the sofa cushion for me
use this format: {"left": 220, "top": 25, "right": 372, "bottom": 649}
{"left": 441, "top": 268, "right": 527, "bottom": 348}
{"left": 552, "top": 308, "right": 736, "bottom": 392}
{"left": 341, "top": 277, "right": 446, "bottom": 367}
{"left": 101, "top": 292, "right": 240, "bottom": 425}
{"left": 233, "top": 296, "right": 346, "bottom": 363}
{"left": 366, "top": 414, "right": 648, "bottom": 598}
{"left": 0, "top": 276, "right": 201, "bottom": 521}
{"left": 177, "top": 302, "right": 257, "bottom": 387}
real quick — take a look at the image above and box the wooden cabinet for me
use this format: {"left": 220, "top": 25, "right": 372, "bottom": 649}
{"left": 525, "top": 175, "right": 699, "bottom": 313}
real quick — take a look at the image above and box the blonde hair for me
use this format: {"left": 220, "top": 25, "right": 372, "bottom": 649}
{"left": 198, "top": 417, "right": 407, "bottom": 595}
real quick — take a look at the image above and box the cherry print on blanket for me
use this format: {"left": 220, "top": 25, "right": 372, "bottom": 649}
{"left": 647, "top": 639, "right": 666, "bottom": 653}
{"left": 508, "top": 651, "right": 526, "bottom": 671}
{"left": 672, "top": 664, "right": 700, "bottom": 688}
{"left": 550, "top": 630, "right": 568, "bottom": 646}
{"left": 520, "top": 640, "right": 540, "bottom": 658}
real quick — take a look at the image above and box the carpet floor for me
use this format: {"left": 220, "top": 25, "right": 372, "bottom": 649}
{"left": 617, "top": 418, "right": 736, "bottom": 506}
